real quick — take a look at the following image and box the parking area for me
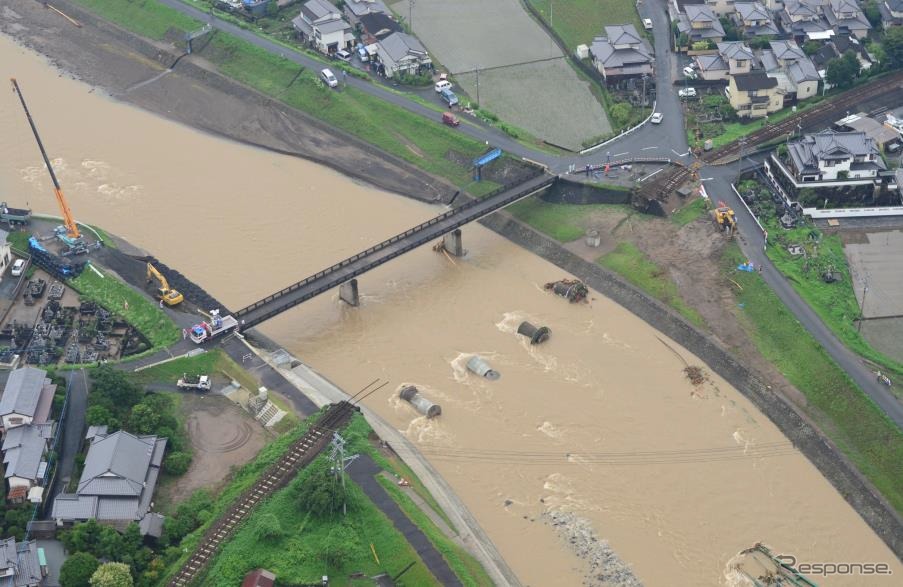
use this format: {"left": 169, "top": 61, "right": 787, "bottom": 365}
{"left": 393, "top": 0, "right": 611, "bottom": 149}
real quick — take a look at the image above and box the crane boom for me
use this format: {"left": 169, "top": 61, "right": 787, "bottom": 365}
{"left": 10, "top": 78, "right": 81, "bottom": 240}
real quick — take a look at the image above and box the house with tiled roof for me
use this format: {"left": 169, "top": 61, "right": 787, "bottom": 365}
{"left": 0, "top": 367, "right": 55, "bottom": 433}
{"left": 760, "top": 40, "right": 821, "bottom": 100}
{"left": 292, "top": 0, "right": 354, "bottom": 55}
{"left": 779, "top": 129, "right": 884, "bottom": 184}
{"left": 374, "top": 32, "right": 432, "bottom": 78}
{"left": 2, "top": 423, "right": 52, "bottom": 502}
{"left": 811, "top": 34, "right": 873, "bottom": 82}
{"left": 343, "top": 0, "right": 388, "bottom": 26}
{"left": 50, "top": 430, "right": 167, "bottom": 536}
{"left": 589, "top": 24, "right": 655, "bottom": 81}
{"left": 0, "top": 538, "right": 45, "bottom": 587}
{"left": 734, "top": 2, "right": 780, "bottom": 36}
{"left": 780, "top": 0, "right": 833, "bottom": 40}
{"left": 727, "top": 71, "right": 783, "bottom": 117}
{"left": 677, "top": 5, "right": 727, "bottom": 45}
{"left": 879, "top": 0, "right": 903, "bottom": 26}
{"left": 824, "top": 0, "right": 871, "bottom": 38}
{"left": 695, "top": 41, "right": 754, "bottom": 80}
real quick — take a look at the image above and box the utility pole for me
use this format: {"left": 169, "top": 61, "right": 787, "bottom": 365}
{"left": 641, "top": 74, "right": 648, "bottom": 107}
{"left": 737, "top": 139, "right": 747, "bottom": 182}
{"left": 329, "top": 433, "right": 358, "bottom": 516}
{"left": 858, "top": 278, "right": 869, "bottom": 332}
{"left": 409, "top": 0, "right": 415, "bottom": 32}
{"left": 475, "top": 65, "right": 480, "bottom": 107}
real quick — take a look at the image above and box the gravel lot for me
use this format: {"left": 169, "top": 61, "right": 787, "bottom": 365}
{"left": 844, "top": 229, "right": 903, "bottom": 318}
{"left": 392, "top": 0, "right": 611, "bottom": 149}
{"left": 456, "top": 60, "right": 611, "bottom": 150}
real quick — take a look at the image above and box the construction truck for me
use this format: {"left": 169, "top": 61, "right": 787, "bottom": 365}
{"left": 189, "top": 309, "right": 239, "bottom": 344}
{"left": 147, "top": 263, "right": 184, "bottom": 306}
{"left": 0, "top": 202, "right": 31, "bottom": 226}
{"left": 712, "top": 201, "right": 736, "bottom": 238}
{"left": 177, "top": 373, "right": 211, "bottom": 392}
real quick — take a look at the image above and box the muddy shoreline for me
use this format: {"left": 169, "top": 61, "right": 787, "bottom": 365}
{"left": 4, "top": 0, "right": 903, "bottom": 569}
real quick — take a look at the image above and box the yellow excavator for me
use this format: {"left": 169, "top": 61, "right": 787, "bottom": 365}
{"left": 147, "top": 263, "right": 184, "bottom": 306}
{"left": 712, "top": 201, "right": 737, "bottom": 238}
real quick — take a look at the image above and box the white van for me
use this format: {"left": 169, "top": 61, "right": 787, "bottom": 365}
{"left": 320, "top": 68, "right": 338, "bottom": 88}
{"left": 435, "top": 79, "right": 452, "bottom": 93}
{"left": 10, "top": 259, "right": 26, "bottom": 277}
{"left": 643, "top": 18, "right": 653, "bottom": 30}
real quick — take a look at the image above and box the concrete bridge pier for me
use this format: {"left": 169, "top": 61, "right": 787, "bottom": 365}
{"left": 443, "top": 229, "right": 466, "bottom": 257}
{"left": 339, "top": 279, "right": 360, "bottom": 306}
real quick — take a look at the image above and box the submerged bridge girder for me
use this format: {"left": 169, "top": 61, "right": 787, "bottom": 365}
{"left": 234, "top": 173, "right": 556, "bottom": 329}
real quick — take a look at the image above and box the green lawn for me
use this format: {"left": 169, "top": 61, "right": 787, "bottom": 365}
{"left": 4, "top": 231, "right": 30, "bottom": 253}
{"left": 508, "top": 197, "right": 635, "bottom": 243}
{"left": 689, "top": 99, "right": 821, "bottom": 150}
{"left": 670, "top": 196, "right": 708, "bottom": 226}
{"left": 723, "top": 244, "right": 903, "bottom": 515}
{"left": 69, "top": 267, "right": 180, "bottom": 348}
{"left": 527, "top": 0, "right": 643, "bottom": 50}
{"left": 598, "top": 242, "right": 705, "bottom": 327}
{"left": 73, "top": 0, "right": 500, "bottom": 193}
{"left": 72, "top": 0, "right": 200, "bottom": 40}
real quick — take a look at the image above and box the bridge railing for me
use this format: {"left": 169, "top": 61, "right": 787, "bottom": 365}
{"left": 236, "top": 171, "right": 548, "bottom": 317}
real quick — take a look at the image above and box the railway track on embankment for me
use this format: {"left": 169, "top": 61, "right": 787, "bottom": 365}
{"left": 168, "top": 401, "right": 357, "bottom": 586}
{"left": 634, "top": 70, "right": 903, "bottom": 203}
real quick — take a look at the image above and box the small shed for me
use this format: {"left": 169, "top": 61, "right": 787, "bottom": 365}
{"left": 242, "top": 569, "right": 276, "bottom": 587}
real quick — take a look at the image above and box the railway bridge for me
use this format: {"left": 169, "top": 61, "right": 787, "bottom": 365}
{"left": 233, "top": 172, "right": 556, "bottom": 329}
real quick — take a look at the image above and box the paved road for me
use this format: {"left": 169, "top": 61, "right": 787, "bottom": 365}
{"left": 348, "top": 454, "right": 463, "bottom": 586}
{"left": 707, "top": 165, "right": 903, "bottom": 428}
{"left": 45, "top": 369, "right": 88, "bottom": 518}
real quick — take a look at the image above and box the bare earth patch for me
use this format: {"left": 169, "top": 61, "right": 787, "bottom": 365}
{"left": 163, "top": 393, "right": 267, "bottom": 502}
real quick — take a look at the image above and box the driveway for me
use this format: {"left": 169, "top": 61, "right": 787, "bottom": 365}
{"left": 44, "top": 369, "right": 88, "bottom": 517}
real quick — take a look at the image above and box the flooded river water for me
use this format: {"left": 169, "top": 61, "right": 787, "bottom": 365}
{"left": 1, "top": 34, "right": 900, "bottom": 586}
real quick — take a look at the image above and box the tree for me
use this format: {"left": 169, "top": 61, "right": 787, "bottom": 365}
{"left": 296, "top": 461, "right": 343, "bottom": 518}
{"left": 127, "top": 404, "right": 160, "bottom": 435}
{"left": 863, "top": 0, "right": 883, "bottom": 29}
{"left": 90, "top": 366, "right": 144, "bottom": 413}
{"left": 60, "top": 552, "right": 99, "bottom": 587}
{"left": 164, "top": 451, "right": 192, "bottom": 476}
{"left": 62, "top": 520, "right": 104, "bottom": 555}
{"left": 826, "top": 51, "right": 859, "bottom": 88}
{"left": 90, "top": 563, "right": 133, "bottom": 587}
{"left": 884, "top": 26, "right": 903, "bottom": 69}
{"left": 609, "top": 102, "right": 632, "bottom": 128}
{"left": 253, "top": 513, "right": 285, "bottom": 542}
{"left": 317, "top": 524, "right": 358, "bottom": 567}
{"left": 720, "top": 17, "right": 739, "bottom": 41}
{"left": 85, "top": 405, "right": 117, "bottom": 428}
{"left": 802, "top": 40, "right": 821, "bottom": 56}
{"left": 678, "top": 33, "right": 689, "bottom": 48}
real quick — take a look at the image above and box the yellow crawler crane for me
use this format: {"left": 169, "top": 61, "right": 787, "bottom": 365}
{"left": 712, "top": 200, "right": 737, "bottom": 238}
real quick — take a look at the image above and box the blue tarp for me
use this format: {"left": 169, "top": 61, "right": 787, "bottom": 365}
{"left": 737, "top": 262, "right": 755, "bottom": 272}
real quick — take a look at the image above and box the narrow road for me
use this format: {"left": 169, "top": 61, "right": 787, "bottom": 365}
{"left": 707, "top": 166, "right": 903, "bottom": 428}
{"left": 44, "top": 369, "right": 88, "bottom": 518}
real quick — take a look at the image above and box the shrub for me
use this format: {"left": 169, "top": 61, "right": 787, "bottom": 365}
{"left": 164, "top": 451, "right": 192, "bottom": 476}
{"left": 60, "top": 552, "right": 99, "bottom": 587}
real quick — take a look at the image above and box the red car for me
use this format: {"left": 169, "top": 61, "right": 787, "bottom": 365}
{"left": 442, "top": 112, "right": 460, "bottom": 127}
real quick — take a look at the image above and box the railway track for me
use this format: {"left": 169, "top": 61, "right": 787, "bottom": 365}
{"left": 167, "top": 401, "right": 357, "bottom": 587}
{"left": 634, "top": 71, "right": 903, "bottom": 202}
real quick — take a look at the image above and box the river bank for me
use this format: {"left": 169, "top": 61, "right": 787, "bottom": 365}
{"left": 0, "top": 6, "right": 900, "bottom": 584}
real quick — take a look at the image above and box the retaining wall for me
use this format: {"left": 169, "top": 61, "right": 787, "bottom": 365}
{"left": 541, "top": 178, "right": 631, "bottom": 205}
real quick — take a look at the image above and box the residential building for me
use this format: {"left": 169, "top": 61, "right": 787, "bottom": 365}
{"left": 0, "top": 538, "right": 46, "bottom": 587}
{"left": 824, "top": 0, "right": 871, "bottom": 38}
{"left": 358, "top": 12, "right": 401, "bottom": 45}
{"left": 242, "top": 569, "right": 277, "bottom": 587}
{"left": 704, "top": 0, "right": 739, "bottom": 16}
{"left": 734, "top": 2, "right": 780, "bottom": 36}
{"left": 374, "top": 32, "right": 432, "bottom": 78}
{"left": 760, "top": 40, "right": 821, "bottom": 99}
{"left": 780, "top": 0, "right": 833, "bottom": 41}
{"left": 695, "top": 41, "right": 755, "bottom": 80}
{"left": 292, "top": 0, "right": 354, "bottom": 55}
{"left": 589, "top": 24, "right": 655, "bottom": 81}
{"left": 0, "top": 367, "right": 56, "bottom": 432}
{"left": 782, "top": 130, "right": 884, "bottom": 182}
{"left": 811, "top": 34, "right": 873, "bottom": 82}
{"left": 879, "top": 0, "right": 903, "bottom": 26}
{"left": 50, "top": 430, "right": 167, "bottom": 536}
{"left": 343, "top": 0, "right": 388, "bottom": 26}
{"left": 835, "top": 112, "right": 903, "bottom": 151}
{"left": 677, "top": 5, "right": 727, "bottom": 45}
{"left": 0, "top": 229, "right": 10, "bottom": 280}
{"left": 2, "top": 423, "right": 52, "bottom": 502}
{"left": 726, "top": 71, "right": 783, "bottom": 117}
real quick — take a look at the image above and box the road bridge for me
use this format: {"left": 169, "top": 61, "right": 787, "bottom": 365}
{"left": 234, "top": 172, "right": 556, "bottom": 329}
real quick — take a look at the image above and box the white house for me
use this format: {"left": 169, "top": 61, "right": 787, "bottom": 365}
{"left": 375, "top": 32, "right": 432, "bottom": 78}
{"left": 782, "top": 130, "right": 884, "bottom": 183}
{"left": 760, "top": 40, "right": 821, "bottom": 100}
{"left": 695, "top": 41, "right": 754, "bottom": 81}
{"left": 0, "top": 367, "right": 56, "bottom": 432}
{"left": 292, "top": 0, "right": 354, "bottom": 55}
{"left": 589, "top": 24, "right": 654, "bottom": 81}
{"left": 0, "top": 229, "right": 11, "bottom": 280}
{"left": 824, "top": 0, "right": 871, "bottom": 39}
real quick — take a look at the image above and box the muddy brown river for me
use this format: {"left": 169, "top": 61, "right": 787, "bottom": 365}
{"left": 1, "top": 35, "right": 899, "bottom": 586}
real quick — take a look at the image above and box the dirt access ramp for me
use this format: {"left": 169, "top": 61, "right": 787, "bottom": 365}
{"left": 395, "top": 0, "right": 611, "bottom": 149}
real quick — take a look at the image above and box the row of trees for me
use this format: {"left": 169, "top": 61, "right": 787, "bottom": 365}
{"left": 59, "top": 521, "right": 164, "bottom": 586}
{"left": 61, "top": 556, "right": 134, "bottom": 587}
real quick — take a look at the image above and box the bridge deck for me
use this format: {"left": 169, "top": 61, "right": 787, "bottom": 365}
{"left": 235, "top": 173, "right": 556, "bottom": 329}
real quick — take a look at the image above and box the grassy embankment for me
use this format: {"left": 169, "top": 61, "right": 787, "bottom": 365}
{"left": 599, "top": 242, "right": 705, "bottom": 327}
{"left": 508, "top": 198, "right": 704, "bottom": 325}
{"left": 723, "top": 244, "right": 903, "bottom": 514}
{"left": 670, "top": 196, "right": 708, "bottom": 226}
{"left": 164, "top": 413, "right": 490, "bottom": 586}
{"left": 736, "top": 179, "right": 903, "bottom": 385}
{"left": 70, "top": 0, "right": 503, "bottom": 197}
{"left": 134, "top": 349, "right": 300, "bottom": 432}
{"left": 69, "top": 267, "right": 181, "bottom": 348}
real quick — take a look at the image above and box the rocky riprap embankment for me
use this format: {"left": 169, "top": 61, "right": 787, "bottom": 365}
{"left": 543, "top": 510, "right": 644, "bottom": 587}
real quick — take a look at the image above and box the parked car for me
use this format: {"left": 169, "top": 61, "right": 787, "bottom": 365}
{"left": 335, "top": 49, "right": 352, "bottom": 62}
{"left": 10, "top": 259, "right": 26, "bottom": 277}
{"left": 435, "top": 79, "right": 452, "bottom": 93}
{"left": 683, "top": 66, "right": 697, "bottom": 79}
{"left": 678, "top": 87, "right": 697, "bottom": 98}
{"left": 442, "top": 112, "right": 460, "bottom": 127}
{"left": 643, "top": 18, "right": 653, "bottom": 30}
{"left": 320, "top": 68, "right": 338, "bottom": 88}
{"left": 650, "top": 112, "right": 663, "bottom": 124}
{"left": 440, "top": 88, "right": 459, "bottom": 106}
{"left": 356, "top": 45, "right": 369, "bottom": 62}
